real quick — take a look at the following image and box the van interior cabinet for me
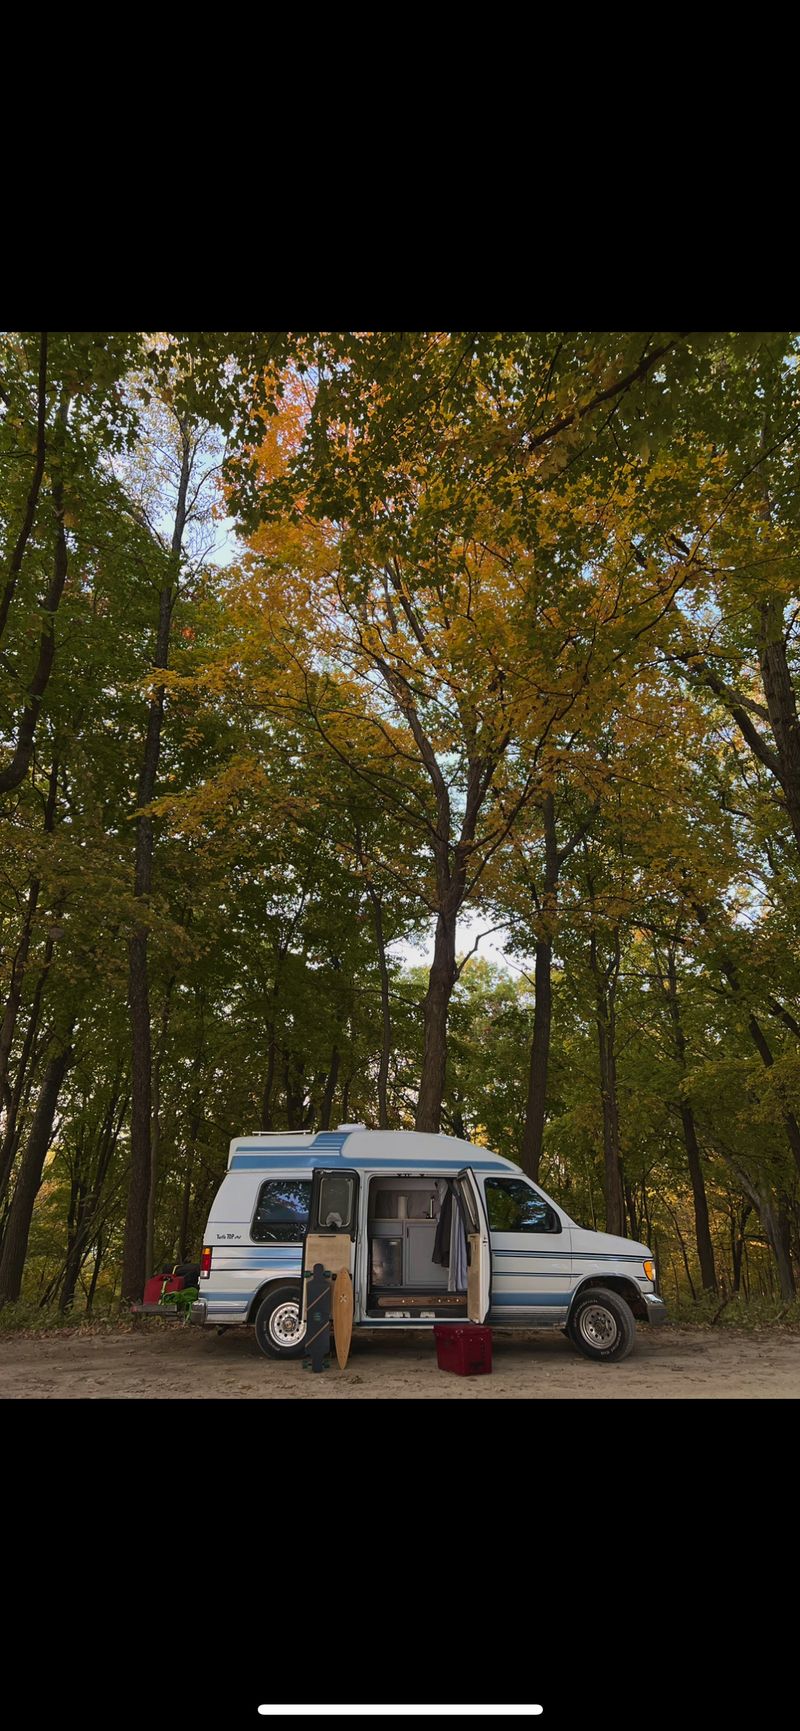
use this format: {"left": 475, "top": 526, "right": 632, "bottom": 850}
{"left": 368, "top": 1181, "right": 452, "bottom": 1301}
{"left": 405, "top": 1221, "right": 443, "bottom": 1285}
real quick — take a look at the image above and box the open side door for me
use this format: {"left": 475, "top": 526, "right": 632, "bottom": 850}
{"left": 455, "top": 1167, "right": 492, "bottom": 1323}
{"left": 300, "top": 1168, "right": 360, "bottom": 1321}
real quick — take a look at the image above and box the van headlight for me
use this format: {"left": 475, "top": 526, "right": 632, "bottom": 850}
{"left": 643, "top": 1259, "right": 655, "bottom": 1282}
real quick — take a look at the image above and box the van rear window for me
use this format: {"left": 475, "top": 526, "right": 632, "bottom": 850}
{"left": 252, "top": 1180, "right": 312, "bottom": 1242}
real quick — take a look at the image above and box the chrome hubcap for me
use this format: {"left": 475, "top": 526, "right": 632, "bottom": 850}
{"left": 269, "top": 1300, "right": 306, "bottom": 1348}
{"left": 579, "top": 1304, "right": 618, "bottom": 1349}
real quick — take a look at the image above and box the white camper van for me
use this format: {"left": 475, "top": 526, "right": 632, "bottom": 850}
{"left": 191, "top": 1124, "right": 667, "bottom": 1362}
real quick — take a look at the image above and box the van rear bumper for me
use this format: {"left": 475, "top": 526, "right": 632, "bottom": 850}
{"left": 189, "top": 1299, "right": 208, "bottom": 1326}
{"left": 643, "top": 1294, "right": 668, "bottom": 1324}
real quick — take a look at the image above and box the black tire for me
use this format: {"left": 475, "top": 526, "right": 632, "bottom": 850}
{"left": 566, "top": 1286, "right": 636, "bottom": 1362}
{"left": 253, "top": 1284, "right": 307, "bottom": 1360}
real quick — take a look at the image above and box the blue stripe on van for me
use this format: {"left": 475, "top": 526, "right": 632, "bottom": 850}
{"left": 210, "top": 1247, "right": 299, "bottom": 1255}
{"left": 573, "top": 1253, "right": 645, "bottom": 1262}
{"left": 206, "top": 1261, "right": 299, "bottom": 1277}
{"left": 204, "top": 1290, "right": 252, "bottom": 1297}
{"left": 492, "top": 1249, "right": 568, "bottom": 1259}
{"left": 226, "top": 1131, "right": 350, "bottom": 1168}
{"left": 491, "top": 1292, "right": 569, "bottom": 1307}
{"left": 490, "top": 1249, "right": 644, "bottom": 1262}
{"left": 229, "top": 1154, "right": 510, "bottom": 1172}
{"left": 210, "top": 1259, "right": 300, "bottom": 1270}
{"left": 492, "top": 1269, "right": 569, "bottom": 1279}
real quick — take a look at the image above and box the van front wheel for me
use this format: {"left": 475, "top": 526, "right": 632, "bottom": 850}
{"left": 567, "top": 1287, "right": 636, "bottom": 1363}
{"left": 254, "top": 1285, "right": 307, "bottom": 1359}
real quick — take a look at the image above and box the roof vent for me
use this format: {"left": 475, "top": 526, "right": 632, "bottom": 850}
{"left": 336, "top": 1122, "right": 367, "bottom": 1131}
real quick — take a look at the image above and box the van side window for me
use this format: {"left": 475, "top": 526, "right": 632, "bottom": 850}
{"left": 252, "top": 1180, "right": 312, "bottom": 1242}
{"left": 485, "top": 1178, "right": 560, "bottom": 1235}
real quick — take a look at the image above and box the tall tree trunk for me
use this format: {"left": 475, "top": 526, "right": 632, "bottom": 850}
{"left": 319, "top": 1044, "right": 340, "bottom": 1131}
{"left": 0, "top": 1053, "right": 39, "bottom": 1231}
{"left": 415, "top": 908, "right": 457, "bottom": 1133}
{"left": 0, "top": 756, "right": 59, "bottom": 1116}
{"left": 177, "top": 1149, "right": 195, "bottom": 1264}
{"left": 761, "top": 1195, "right": 796, "bottom": 1301}
{"left": 759, "top": 595, "right": 800, "bottom": 854}
{"left": 124, "top": 923, "right": 155, "bottom": 1301}
{"left": 520, "top": 793, "right": 559, "bottom": 1179}
{"left": 121, "top": 425, "right": 191, "bottom": 1305}
{"left": 0, "top": 394, "right": 72, "bottom": 795}
{"left": 0, "top": 1027, "right": 74, "bottom": 1303}
{"left": 663, "top": 1200, "right": 697, "bottom": 1299}
{"left": 283, "top": 1049, "right": 306, "bottom": 1130}
{"left": 731, "top": 1204, "right": 751, "bottom": 1294}
{"left": 145, "top": 978, "right": 174, "bottom": 1280}
{"left": 0, "top": 881, "right": 41, "bottom": 1118}
{"left": 713, "top": 1147, "right": 795, "bottom": 1303}
{"left": 449, "top": 1103, "right": 467, "bottom": 1139}
{"left": 679, "top": 1102, "right": 718, "bottom": 1293}
{"left": 353, "top": 824, "right": 393, "bottom": 1132}
{"left": 260, "top": 886, "right": 315, "bottom": 1130}
{"left": 367, "top": 886, "right": 392, "bottom": 1129}
{"left": 86, "top": 1228, "right": 104, "bottom": 1313}
{"left": 371, "top": 621, "right": 509, "bottom": 1135}
{"left": 622, "top": 1165, "right": 639, "bottom": 1241}
{"left": 743, "top": 1003, "right": 800, "bottom": 1179}
{"left": 520, "top": 797, "right": 596, "bottom": 1177}
{"left": 663, "top": 947, "right": 718, "bottom": 1292}
{"left": 590, "top": 929, "right": 625, "bottom": 1236}
{"left": 693, "top": 903, "right": 800, "bottom": 1188}
{"left": 0, "top": 918, "right": 58, "bottom": 1212}
{"left": 598, "top": 1011, "right": 624, "bottom": 1235}
{"left": 59, "top": 1083, "right": 127, "bottom": 1313}
{"left": 642, "top": 1183, "right": 652, "bottom": 1249}
{"left": 260, "top": 1025, "right": 278, "bottom": 1130}
{"left": 0, "top": 332, "right": 48, "bottom": 644}
{"left": 175, "top": 1025, "right": 204, "bottom": 1261}
{"left": 145, "top": 1096, "right": 161, "bottom": 1282}
{"left": 520, "top": 933, "right": 553, "bottom": 1180}
{"left": 59, "top": 1195, "right": 88, "bottom": 1314}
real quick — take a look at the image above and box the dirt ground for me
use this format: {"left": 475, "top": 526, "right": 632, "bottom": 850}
{"left": 1, "top": 1321, "right": 799, "bottom": 1397}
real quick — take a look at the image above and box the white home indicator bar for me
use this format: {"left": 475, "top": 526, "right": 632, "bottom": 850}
{"left": 257, "top": 1710, "right": 544, "bottom": 1718}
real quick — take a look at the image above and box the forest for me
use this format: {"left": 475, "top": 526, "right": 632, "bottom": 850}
{"left": 1, "top": 329, "right": 799, "bottom": 1322}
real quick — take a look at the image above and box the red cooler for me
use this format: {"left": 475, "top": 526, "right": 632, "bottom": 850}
{"left": 434, "top": 1324, "right": 493, "bottom": 1376}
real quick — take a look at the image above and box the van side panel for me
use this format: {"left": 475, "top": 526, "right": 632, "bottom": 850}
{"left": 202, "top": 1173, "right": 303, "bottom": 1323}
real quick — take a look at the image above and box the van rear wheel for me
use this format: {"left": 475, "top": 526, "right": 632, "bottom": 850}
{"left": 254, "top": 1285, "right": 307, "bottom": 1359}
{"left": 567, "top": 1286, "right": 636, "bottom": 1363}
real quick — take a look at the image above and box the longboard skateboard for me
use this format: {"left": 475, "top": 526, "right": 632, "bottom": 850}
{"left": 303, "top": 1262, "right": 331, "bottom": 1373}
{"left": 332, "top": 1267, "right": 354, "bottom": 1370}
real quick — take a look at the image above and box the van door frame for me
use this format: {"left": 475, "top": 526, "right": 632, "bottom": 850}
{"left": 455, "top": 1167, "right": 492, "bottom": 1323}
{"left": 300, "top": 1167, "right": 360, "bottom": 1322}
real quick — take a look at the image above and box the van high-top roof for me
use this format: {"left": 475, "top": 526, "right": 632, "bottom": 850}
{"left": 227, "top": 1126, "right": 520, "bottom": 1173}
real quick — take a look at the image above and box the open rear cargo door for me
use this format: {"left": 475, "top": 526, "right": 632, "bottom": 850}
{"left": 455, "top": 1168, "right": 492, "bottom": 1323}
{"left": 300, "top": 1168, "right": 360, "bottom": 1321}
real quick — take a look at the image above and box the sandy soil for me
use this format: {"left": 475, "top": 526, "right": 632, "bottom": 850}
{"left": 1, "top": 1322, "right": 799, "bottom": 1397}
